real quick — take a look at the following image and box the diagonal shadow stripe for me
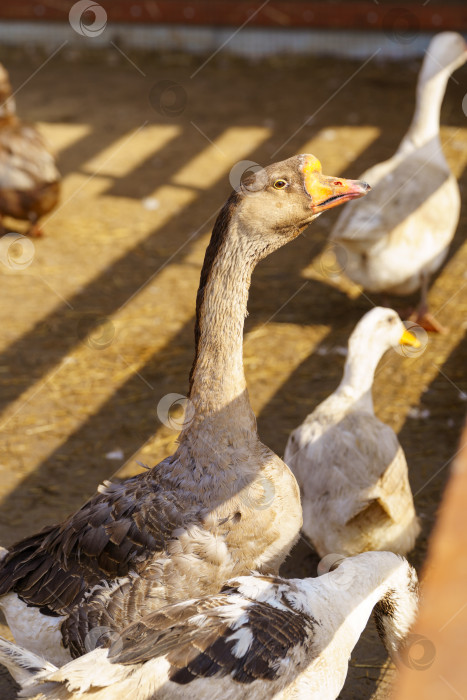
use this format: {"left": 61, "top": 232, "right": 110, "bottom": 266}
{"left": 0, "top": 126, "right": 277, "bottom": 414}
{"left": 0, "top": 123, "right": 397, "bottom": 542}
{"left": 1, "top": 49, "right": 465, "bottom": 541}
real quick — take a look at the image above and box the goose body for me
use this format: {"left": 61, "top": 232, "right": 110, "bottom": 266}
{"left": 0, "top": 64, "right": 60, "bottom": 236}
{"left": 331, "top": 32, "right": 467, "bottom": 329}
{"left": 0, "top": 551, "right": 418, "bottom": 700}
{"left": 0, "top": 155, "right": 370, "bottom": 669}
{"left": 285, "top": 307, "right": 421, "bottom": 557}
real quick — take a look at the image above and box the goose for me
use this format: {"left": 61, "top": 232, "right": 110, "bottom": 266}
{"left": 0, "top": 551, "right": 418, "bottom": 700}
{"left": 0, "top": 63, "right": 60, "bottom": 237}
{"left": 330, "top": 32, "right": 467, "bottom": 333}
{"left": 0, "top": 154, "right": 370, "bottom": 671}
{"left": 284, "top": 307, "right": 421, "bottom": 557}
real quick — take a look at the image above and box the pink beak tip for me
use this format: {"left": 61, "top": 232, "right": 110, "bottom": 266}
{"left": 359, "top": 181, "right": 371, "bottom": 194}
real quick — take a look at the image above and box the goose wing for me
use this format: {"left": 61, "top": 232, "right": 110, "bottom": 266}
{"left": 110, "top": 577, "right": 315, "bottom": 685}
{"left": 332, "top": 150, "right": 450, "bottom": 248}
{"left": 0, "top": 467, "right": 190, "bottom": 619}
{"left": 290, "top": 410, "right": 405, "bottom": 526}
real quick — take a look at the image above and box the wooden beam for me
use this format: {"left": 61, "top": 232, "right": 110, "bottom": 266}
{"left": 0, "top": 1, "right": 465, "bottom": 31}
{"left": 393, "top": 421, "right": 467, "bottom": 699}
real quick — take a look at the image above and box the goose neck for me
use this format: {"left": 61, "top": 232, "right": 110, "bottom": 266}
{"left": 335, "top": 347, "right": 379, "bottom": 412}
{"left": 313, "top": 553, "right": 415, "bottom": 655}
{"left": 399, "top": 62, "right": 450, "bottom": 151}
{"left": 184, "top": 202, "right": 258, "bottom": 446}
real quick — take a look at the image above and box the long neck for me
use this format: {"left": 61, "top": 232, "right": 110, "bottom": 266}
{"left": 333, "top": 342, "right": 383, "bottom": 413}
{"left": 398, "top": 58, "right": 451, "bottom": 153}
{"left": 183, "top": 198, "right": 258, "bottom": 448}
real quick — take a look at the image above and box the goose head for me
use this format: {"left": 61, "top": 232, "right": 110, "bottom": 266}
{"left": 234, "top": 154, "right": 370, "bottom": 261}
{"left": 421, "top": 32, "right": 467, "bottom": 81}
{"left": 346, "top": 307, "right": 420, "bottom": 367}
{"left": 373, "top": 556, "right": 420, "bottom": 661}
{"left": 0, "top": 63, "right": 15, "bottom": 119}
{"left": 318, "top": 552, "right": 419, "bottom": 662}
{"left": 337, "top": 307, "right": 420, "bottom": 404}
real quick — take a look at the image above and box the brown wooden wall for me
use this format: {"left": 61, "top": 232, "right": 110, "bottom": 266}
{"left": 0, "top": 1, "right": 465, "bottom": 31}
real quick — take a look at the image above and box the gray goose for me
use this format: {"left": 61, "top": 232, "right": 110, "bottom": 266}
{"left": 0, "top": 63, "right": 60, "bottom": 237}
{"left": 0, "top": 154, "right": 369, "bottom": 671}
{"left": 0, "top": 552, "right": 418, "bottom": 700}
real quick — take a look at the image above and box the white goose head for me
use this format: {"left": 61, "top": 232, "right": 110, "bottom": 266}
{"left": 317, "top": 551, "right": 419, "bottom": 659}
{"left": 338, "top": 307, "right": 420, "bottom": 407}
{"left": 372, "top": 556, "right": 420, "bottom": 660}
{"left": 421, "top": 32, "right": 467, "bottom": 82}
{"left": 346, "top": 307, "right": 419, "bottom": 364}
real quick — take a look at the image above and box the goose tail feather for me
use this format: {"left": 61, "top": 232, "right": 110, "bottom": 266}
{"left": 0, "top": 634, "right": 57, "bottom": 687}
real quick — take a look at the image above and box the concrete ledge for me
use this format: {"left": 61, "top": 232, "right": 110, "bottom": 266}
{"left": 0, "top": 21, "right": 460, "bottom": 60}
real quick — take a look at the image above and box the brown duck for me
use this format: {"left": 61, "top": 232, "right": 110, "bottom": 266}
{"left": 0, "top": 154, "right": 369, "bottom": 673}
{"left": 0, "top": 63, "right": 60, "bottom": 237}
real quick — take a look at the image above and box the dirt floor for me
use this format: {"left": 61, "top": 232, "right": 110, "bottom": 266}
{"left": 0, "top": 42, "right": 466, "bottom": 699}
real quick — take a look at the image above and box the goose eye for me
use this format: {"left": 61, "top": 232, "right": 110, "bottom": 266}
{"left": 273, "top": 179, "right": 288, "bottom": 190}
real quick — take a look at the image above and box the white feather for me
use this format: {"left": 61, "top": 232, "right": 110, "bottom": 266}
{"left": 285, "top": 307, "right": 420, "bottom": 557}
{"left": 2, "top": 553, "right": 418, "bottom": 700}
{"left": 330, "top": 32, "right": 467, "bottom": 298}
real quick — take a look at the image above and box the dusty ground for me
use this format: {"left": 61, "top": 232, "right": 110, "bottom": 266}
{"left": 0, "top": 43, "right": 466, "bottom": 699}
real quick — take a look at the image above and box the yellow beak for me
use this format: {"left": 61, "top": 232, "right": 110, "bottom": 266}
{"left": 302, "top": 154, "right": 371, "bottom": 213}
{"left": 400, "top": 329, "right": 421, "bottom": 348}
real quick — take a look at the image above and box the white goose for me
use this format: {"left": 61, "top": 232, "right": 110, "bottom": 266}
{"left": 0, "top": 551, "right": 418, "bottom": 700}
{"left": 0, "top": 155, "right": 370, "bottom": 670}
{"left": 330, "top": 32, "right": 467, "bottom": 333}
{"left": 285, "top": 307, "right": 421, "bottom": 557}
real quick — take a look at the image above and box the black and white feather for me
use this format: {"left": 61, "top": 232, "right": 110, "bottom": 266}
{"left": 285, "top": 307, "right": 421, "bottom": 557}
{"left": 0, "top": 551, "right": 419, "bottom": 700}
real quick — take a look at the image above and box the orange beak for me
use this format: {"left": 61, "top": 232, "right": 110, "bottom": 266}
{"left": 302, "top": 154, "right": 370, "bottom": 214}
